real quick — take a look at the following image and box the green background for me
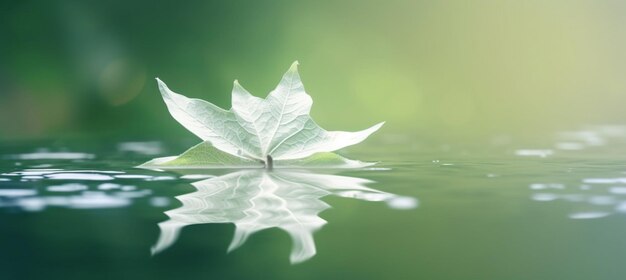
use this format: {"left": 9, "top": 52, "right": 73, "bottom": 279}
{"left": 2, "top": 0, "right": 626, "bottom": 141}
{"left": 3, "top": 2, "right": 626, "bottom": 279}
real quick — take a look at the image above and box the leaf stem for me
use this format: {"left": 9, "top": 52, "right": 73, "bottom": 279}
{"left": 266, "top": 155, "right": 273, "bottom": 170}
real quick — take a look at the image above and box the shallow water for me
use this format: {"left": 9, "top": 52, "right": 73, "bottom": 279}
{"left": 2, "top": 126, "right": 626, "bottom": 280}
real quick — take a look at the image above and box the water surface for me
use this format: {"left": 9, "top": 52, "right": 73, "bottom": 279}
{"left": 2, "top": 126, "right": 626, "bottom": 279}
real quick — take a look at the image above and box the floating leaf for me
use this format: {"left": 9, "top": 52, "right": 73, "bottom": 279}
{"left": 146, "top": 62, "right": 383, "bottom": 168}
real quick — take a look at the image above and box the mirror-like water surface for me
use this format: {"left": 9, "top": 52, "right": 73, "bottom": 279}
{"left": 3, "top": 126, "right": 626, "bottom": 279}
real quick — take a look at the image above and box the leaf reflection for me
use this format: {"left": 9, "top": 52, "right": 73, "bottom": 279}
{"left": 151, "top": 170, "right": 417, "bottom": 263}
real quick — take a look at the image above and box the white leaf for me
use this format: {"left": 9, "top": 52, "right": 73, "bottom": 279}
{"left": 156, "top": 78, "right": 261, "bottom": 159}
{"left": 270, "top": 121, "right": 385, "bottom": 160}
{"left": 153, "top": 62, "right": 383, "bottom": 167}
{"left": 231, "top": 62, "right": 313, "bottom": 157}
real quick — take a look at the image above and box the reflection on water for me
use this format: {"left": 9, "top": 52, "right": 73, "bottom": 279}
{"left": 151, "top": 170, "right": 417, "bottom": 264}
{"left": 530, "top": 179, "right": 626, "bottom": 220}
{"left": 0, "top": 168, "right": 163, "bottom": 211}
{"left": 117, "top": 141, "right": 164, "bottom": 155}
{"left": 4, "top": 151, "right": 95, "bottom": 160}
{"left": 4, "top": 125, "right": 626, "bottom": 276}
{"left": 0, "top": 146, "right": 417, "bottom": 264}
{"left": 525, "top": 125, "right": 626, "bottom": 219}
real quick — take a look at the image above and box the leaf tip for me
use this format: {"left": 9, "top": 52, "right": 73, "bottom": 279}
{"left": 290, "top": 60, "right": 299, "bottom": 70}
{"left": 232, "top": 79, "right": 249, "bottom": 95}
{"left": 155, "top": 77, "right": 166, "bottom": 86}
{"left": 155, "top": 78, "right": 172, "bottom": 98}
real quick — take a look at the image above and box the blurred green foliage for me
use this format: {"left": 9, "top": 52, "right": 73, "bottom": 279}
{"left": 2, "top": 0, "right": 626, "bottom": 142}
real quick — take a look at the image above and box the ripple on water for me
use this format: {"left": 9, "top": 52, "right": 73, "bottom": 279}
{"left": 114, "top": 174, "right": 154, "bottom": 179}
{"left": 98, "top": 183, "right": 121, "bottom": 190}
{"left": 114, "top": 189, "right": 152, "bottom": 198}
{"left": 3, "top": 169, "right": 124, "bottom": 178}
{"left": 530, "top": 126, "right": 626, "bottom": 219}
{"left": 21, "top": 176, "right": 44, "bottom": 181}
{"left": 47, "top": 183, "right": 89, "bottom": 192}
{"left": 615, "top": 202, "right": 626, "bottom": 213}
{"left": 386, "top": 196, "right": 419, "bottom": 209}
{"left": 0, "top": 164, "right": 169, "bottom": 211}
{"left": 8, "top": 170, "right": 186, "bottom": 182}
{"left": 583, "top": 178, "right": 626, "bottom": 184}
{"left": 45, "top": 173, "right": 115, "bottom": 181}
{"left": 0, "top": 189, "right": 37, "bottom": 197}
{"left": 1, "top": 190, "right": 135, "bottom": 211}
{"left": 588, "top": 196, "right": 617, "bottom": 205}
{"left": 531, "top": 193, "right": 559, "bottom": 201}
{"left": 121, "top": 185, "right": 136, "bottom": 191}
{"left": 530, "top": 183, "right": 565, "bottom": 190}
{"left": 146, "top": 176, "right": 176, "bottom": 181}
{"left": 149, "top": 197, "right": 170, "bottom": 207}
{"left": 569, "top": 212, "right": 610, "bottom": 219}
{"left": 6, "top": 152, "right": 95, "bottom": 160}
{"left": 117, "top": 141, "right": 163, "bottom": 155}
{"left": 66, "top": 193, "right": 131, "bottom": 209}
{"left": 515, "top": 149, "right": 553, "bottom": 157}
{"left": 531, "top": 174, "right": 626, "bottom": 219}
{"left": 555, "top": 142, "right": 585, "bottom": 150}
{"left": 609, "top": 187, "right": 626, "bottom": 194}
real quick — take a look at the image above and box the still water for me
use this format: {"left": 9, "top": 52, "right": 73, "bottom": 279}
{"left": 2, "top": 126, "right": 626, "bottom": 279}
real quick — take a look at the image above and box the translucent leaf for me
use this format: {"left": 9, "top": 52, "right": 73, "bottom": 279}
{"left": 138, "top": 142, "right": 261, "bottom": 169}
{"left": 152, "top": 61, "right": 383, "bottom": 167}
